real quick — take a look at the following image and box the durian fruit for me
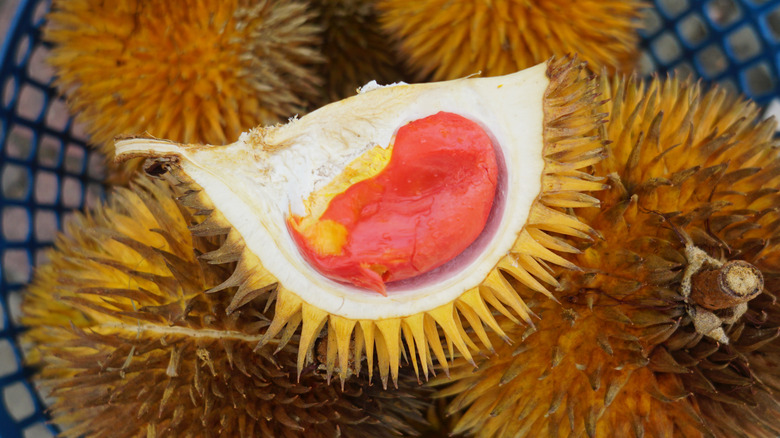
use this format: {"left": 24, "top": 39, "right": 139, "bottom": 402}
{"left": 313, "top": 0, "right": 408, "bottom": 101}
{"left": 437, "top": 75, "right": 780, "bottom": 437}
{"left": 44, "top": 0, "right": 323, "bottom": 176}
{"left": 377, "top": 0, "right": 645, "bottom": 81}
{"left": 114, "top": 57, "right": 607, "bottom": 387}
{"left": 22, "top": 178, "right": 430, "bottom": 437}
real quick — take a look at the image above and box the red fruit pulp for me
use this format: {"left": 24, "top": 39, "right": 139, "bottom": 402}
{"left": 290, "top": 111, "right": 498, "bottom": 294}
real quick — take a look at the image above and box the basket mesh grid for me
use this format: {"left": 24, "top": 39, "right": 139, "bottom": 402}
{"left": 1, "top": 0, "right": 105, "bottom": 436}
{"left": 1, "top": 0, "right": 779, "bottom": 436}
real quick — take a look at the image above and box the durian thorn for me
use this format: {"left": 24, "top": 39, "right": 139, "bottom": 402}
{"left": 326, "top": 322, "right": 338, "bottom": 385}
{"left": 199, "top": 231, "right": 245, "bottom": 264}
{"left": 480, "top": 286, "right": 521, "bottom": 326}
{"left": 483, "top": 270, "right": 537, "bottom": 327}
{"left": 329, "top": 315, "right": 356, "bottom": 387}
{"left": 353, "top": 324, "right": 365, "bottom": 379}
{"left": 359, "top": 320, "right": 376, "bottom": 384}
{"left": 296, "top": 303, "right": 329, "bottom": 380}
{"left": 541, "top": 191, "right": 602, "bottom": 209}
{"left": 497, "top": 255, "right": 558, "bottom": 302}
{"left": 459, "top": 287, "right": 508, "bottom": 343}
{"left": 256, "top": 287, "right": 302, "bottom": 350}
{"left": 528, "top": 204, "right": 597, "bottom": 238}
{"left": 526, "top": 227, "right": 581, "bottom": 254}
{"left": 542, "top": 174, "right": 609, "bottom": 194}
{"left": 374, "top": 326, "right": 392, "bottom": 389}
{"left": 402, "top": 313, "right": 430, "bottom": 380}
{"left": 275, "top": 311, "right": 301, "bottom": 354}
{"left": 423, "top": 314, "right": 450, "bottom": 377}
{"left": 454, "top": 299, "right": 495, "bottom": 353}
{"left": 512, "top": 229, "right": 579, "bottom": 270}
{"left": 225, "top": 281, "right": 276, "bottom": 315}
{"left": 400, "top": 322, "right": 421, "bottom": 383}
{"left": 374, "top": 319, "right": 402, "bottom": 388}
{"left": 427, "top": 303, "right": 476, "bottom": 367}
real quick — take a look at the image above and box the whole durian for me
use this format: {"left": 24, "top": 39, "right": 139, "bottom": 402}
{"left": 438, "top": 75, "right": 780, "bottom": 437}
{"left": 377, "top": 0, "right": 645, "bottom": 81}
{"left": 44, "top": 0, "right": 323, "bottom": 177}
{"left": 22, "top": 178, "right": 429, "bottom": 437}
{"left": 313, "top": 0, "right": 408, "bottom": 101}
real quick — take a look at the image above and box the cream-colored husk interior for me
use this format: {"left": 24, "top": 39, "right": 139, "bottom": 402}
{"left": 116, "top": 63, "right": 549, "bottom": 320}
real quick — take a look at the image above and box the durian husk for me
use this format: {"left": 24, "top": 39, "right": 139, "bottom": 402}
{"left": 22, "top": 178, "right": 430, "bottom": 438}
{"left": 437, "top": 75, "right": 780, "bottom": 437}
{"left": 313, "top": 0, "right": 409, "bottom": 102}
{"left": 44, "top": 0, "right": 323, "bottom": 181}
{"left": 377, "top": 0, "right": 645, "bottom": 81}
{"left": 127, "top": 57, "right": 608, "bottom": 389}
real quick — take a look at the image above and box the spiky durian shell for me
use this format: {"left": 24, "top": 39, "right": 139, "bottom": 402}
{"left": 44, "top": 0, "right": 323, "bottom": 178}
{"left": 21, "top": 178, "right": 429, "bottom": 438}
{"left": 114, "top": 57, "right": 608, "bottom": 388}
{"left": 376, "top": 0, "right": 645, "bottom": 81}
{"left": 438, "top": 76, "right": 780, "bottom": 437}
{"left": 313, "top": 0, "right": 408, "bottom": 102}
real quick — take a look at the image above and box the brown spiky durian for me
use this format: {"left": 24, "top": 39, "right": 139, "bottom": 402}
{"left": 21, "top": 178, "right": 430, "bottom": 438}
{"left": 376, "top": 0, "right": 645, "bottom": 81}
{"left": 113, "top": 57, "right": 607, "bottom": 388}
{"left": 313, "top": 0, "right": 408, "bottom": 102}
{"left": 437, "top": 75, "right": 780, "bottom": 437}
{"left": 44, "top": 0, "right": 323, "bottom": 178}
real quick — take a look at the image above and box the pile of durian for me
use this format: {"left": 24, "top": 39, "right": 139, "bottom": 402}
{"left": 22, "top": 1, "right": 780, "bottom": 437}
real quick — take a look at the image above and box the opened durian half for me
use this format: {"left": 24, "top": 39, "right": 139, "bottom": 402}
{"left": 115, "top": 57, "right": 606, "bottom": 387}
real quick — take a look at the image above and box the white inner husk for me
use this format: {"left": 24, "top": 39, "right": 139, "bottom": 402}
{"left": 116, "top": 62, "right": 549, "bottom": 320}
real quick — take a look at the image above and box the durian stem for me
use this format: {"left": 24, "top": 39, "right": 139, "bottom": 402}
{"left": 690, "top": 260, "right": 763, "bottom": 310}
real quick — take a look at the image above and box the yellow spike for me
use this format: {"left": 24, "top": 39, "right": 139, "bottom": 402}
{"left": 374, "top": 326, "right": 391, "bottom": 389}
{"left": 275, "top": 311, "right": 302, "bottom": 354}
{"left": 353, "top": 323, "right": 365, "bottom": 378}
{"left": 513, "top": 229, "right": 579, "bottom": 270}
{"left": 526, "top": 227, "right": 581, "bottom": 254}
{"left": 483, "top": 270, "right": 535, "bottom": 326}
{"left": 517, "top": 253, "right": 559, "bottom": 288}
{"left": 400, "top": 322, "right": 420, "bottom": 382}
{"left": 424, "top": 313, "right": 450, "bottom": 376}
{"left": 428, "top": 303, "right": 475, "bottom": 367}
{"left": 542, "top": 173, "right": 608, "bottom": 193}
{"left": 403, "top": 313, "right": 430, "bottom": 380}
{"left": 258, "top": 287, "right": 301, "bottom": 350}
{"left": 359, "top": 320, "right": 376, "bottom": 383}
{"left": 453, "top": 307, "right": 480, "bottom": 352}
{"left": 540, "top": 191, "right": 602, "bottom": 209}
{"left": 326, "top": 322, "right": 338, "bottom": 383}
{"left": 375, "top": 319, "right": 402, "bottom": 388}
{"left": 296, "top": 302, "right": 328, "bottom": 378}
{"left": 479, "top": 286, "right": 521, "bottom": 326}
{"left": 458, "top": 287, "right": 508, "bottom": 342}
{"left": 497, "top": 255, "right": 556, "bottom": 301}
{"left": 528, "top": 204, "right": 595, "bottom": 237}
{"left": 455, "top": 299, "right": 494, "bottom": 352}
{"left": 329, "top": 315, "right": 356, "bottom": 384}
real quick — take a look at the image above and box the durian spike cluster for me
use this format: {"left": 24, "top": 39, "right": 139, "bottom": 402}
{"left": 22, "top": 178, "right": 430, "bottom": 438}
{"left": 313, "top": 0, "right": 408, "bottom": 101}
{"left": 377, "top": 0, "right": 645, "bottom": 81}
{"left": 44, "top": 0, "right": 323, "bottom": 177}
{"left": 114, "top": 57, "right": 606, "bottom": 390}
{"left": 437, "top": 74, "right": 780, "bottom": 437}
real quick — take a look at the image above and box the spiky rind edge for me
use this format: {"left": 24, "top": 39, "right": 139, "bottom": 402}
{"left": 154, "top": 56, "right": 606, "bottom": 388}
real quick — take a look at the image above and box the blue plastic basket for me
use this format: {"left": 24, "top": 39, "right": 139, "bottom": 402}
{"left": 2, "top": 0, "right": 780, "bottom": 436}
